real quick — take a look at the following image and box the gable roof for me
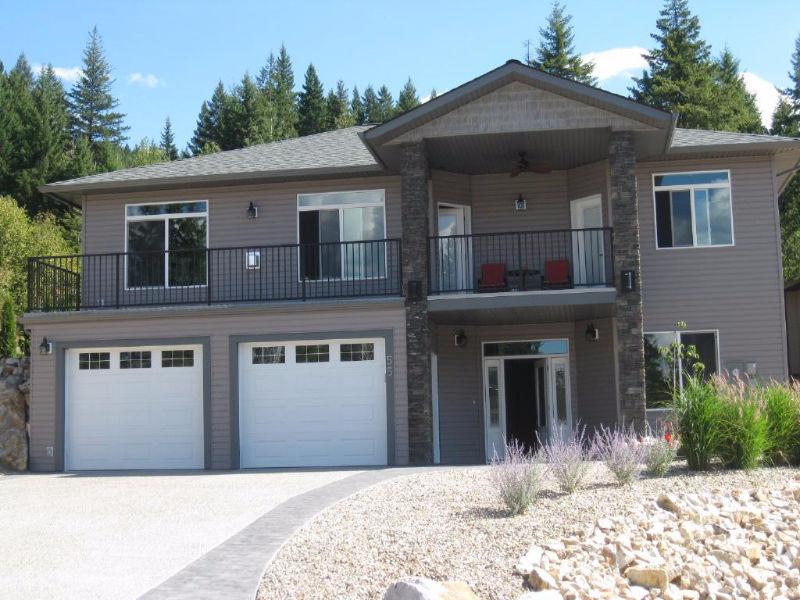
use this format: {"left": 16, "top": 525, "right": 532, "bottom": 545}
{"left": 670, "top": 128, "right": 800, "bottom": 153}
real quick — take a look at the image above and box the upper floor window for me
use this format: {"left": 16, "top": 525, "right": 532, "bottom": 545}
{"left": 653, "top": 171, "right": 733, "bottom": 248}
{"left": 297, "top": 190, "right": 385, "bottom": 280}
{"left": 125, "top": 201, "right": 208, "bottom": 288}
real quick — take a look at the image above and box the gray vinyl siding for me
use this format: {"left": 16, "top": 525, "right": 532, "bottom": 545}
{"left": 567, "top": 160, "right": 611, "bottom": 225}
{"left": 637, "top": 156, "right": 787, "bottom": 379}
{"left": 26, "top": 302, "right": 407, "bottom": 472}
{"left": 573, "top": 317, "right": 618, "bottom": 430}
{"left": 434, "top": 321, "right": 582, "bottom": 464}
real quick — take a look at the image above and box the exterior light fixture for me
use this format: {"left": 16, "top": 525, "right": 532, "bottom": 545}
{"left": 621, "top": 269, "right": 636, "bottom": 292}
{"left": 515, "top": 194, "right": 527, "bottom": 211}
{"left": 39, "top": 337, "right": 53, "bottom": 355}
{"left": 585, "top": 324, "right": 599, "bottom": 342}
{"left": 454, "top": 330, "right": 467, "bottom": 347}
{"left": 247, "top": 202, "right": 258, "bottom": 219}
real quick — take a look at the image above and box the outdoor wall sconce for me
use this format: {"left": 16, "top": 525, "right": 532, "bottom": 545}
{"left": 247, "top": 201, "right": 259, "bottom": 219}
{"left": 585, "top": 324, "right": 599, "bottom": 342}
{"left": 621, "top": 269, "right": 636, "bottom": 292}
{"left": 454, "top": 330, "right": 467, "bottom": 348}
{"left": 515, "top": 194, "right": 527, "bottom": 211}
{"left": 39, "top": 337, "right": 53, "bottom": 355}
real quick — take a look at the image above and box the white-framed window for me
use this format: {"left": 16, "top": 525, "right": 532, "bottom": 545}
{"left": 644, "top": 330, "right": 719, "bottom": 408}
{"left": 653, "top": 171, "right": 733, "bottom": 248}
{"left": 297, "top": 190, "right": 386, "bottom": 281}
{"left": 125, "top": 200, "right": 209, "bottom": 288}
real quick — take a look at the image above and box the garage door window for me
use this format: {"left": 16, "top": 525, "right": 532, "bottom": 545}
{"left": 162, "top": 349, "right": 194, "bottom": 367}
{"left": 252, "top": 346, "right": 285, "bottom": 364}
{"left": 79, "top": 352, "right": 110, "bottom": 370}
{"left": 296, "top": 344, "right": 329, "bottom": 363}
{"left": 120, "top": 351, "right": 151, "bottom": 369}
{"left": 340, "top": 343, "right": 374, "bottom": 361}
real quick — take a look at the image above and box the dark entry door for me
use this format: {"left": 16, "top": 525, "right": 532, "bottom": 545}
{"left": 504, "top": 359, "right": 538, "bottom": 450}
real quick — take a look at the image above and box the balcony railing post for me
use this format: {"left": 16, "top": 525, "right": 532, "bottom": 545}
{"left": 207, "top": 247, "right": 212, "bottom": 305}
{"left": 116, "top": 254, "right": 121, "bottom": 309}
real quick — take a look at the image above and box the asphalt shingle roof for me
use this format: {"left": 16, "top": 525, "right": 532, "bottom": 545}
{"left": 44, "top": 126, "right": 379, "bottom": 189}
{"left": 671, "top": 128, "right": 800, "bottom": 148}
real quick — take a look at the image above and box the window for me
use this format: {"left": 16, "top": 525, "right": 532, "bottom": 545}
{"left": 484, "top": 340, "right": 568, "bottom": 357}
{"left": 340, "top": 343, "right": 375, "bottom": 362}
{"left": 120, "top": 351, "right": 151, "bottom": 369}
{"left": 126, "top": 201, "right": 208, "bottom": 288}
{"left": 644, "top": 331, "right": 718, "bottom": 408}
{"left": 653, "top": 171, "right": 733, "bottom": 248}
{"left": 162, "top": 349, "right": 194, "bottom": 368}
{"left": 487, "top": 365, "right": 500, "bottom": 426}
{"left": 252, "top": 346, "right": 285, "bottom": 365}
{"left": 297, "top": 190, "right": 386, "bottom": 280}
{"left": 295, "top": 344, "right": 329, "bottom": 363}
{"left": 79, "top": 352, "right": 110, "bottom": 370}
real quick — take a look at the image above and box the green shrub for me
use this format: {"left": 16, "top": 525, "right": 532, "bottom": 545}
{"left": 715, "top": 380, "right": 770, "bottom": 470}
{"left": 763, "top": 382, "right": 800, "bottom": 465}
{"left": 672, "top": 375, "right": 725, "bottom": 470}
{"left": 0, "top": 296, "right": 16, "bottom": 357}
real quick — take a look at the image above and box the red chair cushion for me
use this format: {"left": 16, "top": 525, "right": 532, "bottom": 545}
{"left": 480, "top": 263, "right": 507, "bottom": 287}
{"left": 545, "top": 260, "right": 570, "bottom": 285}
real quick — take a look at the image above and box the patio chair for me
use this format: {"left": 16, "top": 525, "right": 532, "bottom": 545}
{"left": 477, "top": 263, "right": 507, "bottom": 292}
{"left": 543, "top": 259, "right": 570, "bottom": 288}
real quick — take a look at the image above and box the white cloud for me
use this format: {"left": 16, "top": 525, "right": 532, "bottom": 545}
{"left": 582, "top": 47, "right": 648, "bottom": 81}
{"left": 33, "top": 64, "right": 82, "bottom": 83}
{"left": 128, "top": 72, "right": 161, "bottom": 88}
{"left": 742, "top": 71, "right": 782, "bottom": 129}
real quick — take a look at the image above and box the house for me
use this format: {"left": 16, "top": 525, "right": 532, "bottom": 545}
{"left": 23, "top": 60, "right": 800, "bottom": 472}
{"left": 786, "top": 281, "right": 800, "bottom": 378}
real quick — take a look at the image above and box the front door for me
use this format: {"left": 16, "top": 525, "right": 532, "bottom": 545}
{"left": 437, "top": 204, "right": 471, "bottom": 291}
{"left": 547, "top": 356, "right": 572, "bottom": 443}
{"left": 483, "top": 358, "right": 505, "bottom": 460}
{"left": 570, "top": 195, "right": 605, "bottom": 285}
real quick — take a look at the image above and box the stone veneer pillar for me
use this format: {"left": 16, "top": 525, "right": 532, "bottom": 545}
{"left": 608, "top": 131, "right": 647, "bottom": 427}
{"left": 399, "top": 141, "right": 433, "bottom": 464}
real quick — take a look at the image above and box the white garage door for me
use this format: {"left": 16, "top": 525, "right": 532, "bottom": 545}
{"left": 239, "top": 338, "right": 388, "bottom": 468}
{"left": 65, "top": 345, "right": 204, "bottom": 470}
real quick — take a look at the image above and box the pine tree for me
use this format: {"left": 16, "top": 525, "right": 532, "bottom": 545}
{"left": 325, "top": 80, "right": 354, "bottom": 130}
{"left": 373, "top": 85, "right": 395, "bottom": 123}
{"left": 351, "top": 85, "right": 366, "bottom": 125}
{"left": 362, "top": 85, "right": 379, "bottom": 124}
{"left": 268, "top": 45, "right": 297, "bottom": 139}
{"left": 711, "top": 49, "right": 763, "bottom": 133}
{"left": 529, "top": 2, "right": 596, "bottom": 85}
{"left": 428, "top": 89, "right": 438, "bottom": 101}
{"left": 160, "top": 117, "right": 178, "bottom": 160}
{"left": 396, "top": 78, "right": 420, "bottom": 114}
{"left": 231, "top": 73, "right": 273, "bottom": 146}
{"left": 189, "top": 101, "right": 215, "bottom": 155}
{"left": 68, "top": 27, "right": 128, "bottom": 162}
{"left": 630, "top": 0, "right": 718, "bottom": 129}
{"left": 189, "top": 82, "right": 237, "bottom": 153}
{"left": 296, "top": 64, "right": 327, "bottom": 136}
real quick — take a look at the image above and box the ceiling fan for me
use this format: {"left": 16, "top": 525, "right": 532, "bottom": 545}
{"left": 509, "top": 151, "right": 551, "bottom": 177}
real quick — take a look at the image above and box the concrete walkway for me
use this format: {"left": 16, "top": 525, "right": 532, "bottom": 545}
{"left": 140, "top": 467, "right": 432, "bottom": 600}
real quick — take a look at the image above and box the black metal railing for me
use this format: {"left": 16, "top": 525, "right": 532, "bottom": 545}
{"left": 28, "top": 239, "right": 402, "bottom": 312}
{"left": 428, "top": 227, "right": 614, "bottom": 295}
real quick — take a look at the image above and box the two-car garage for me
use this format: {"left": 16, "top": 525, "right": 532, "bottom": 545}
{"left": 63, "top": 337, "right": 389, "bottom": 471}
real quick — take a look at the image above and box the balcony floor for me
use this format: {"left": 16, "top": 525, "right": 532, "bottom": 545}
{"left": 427, "top": 287, "right": 616, "bottom": 325}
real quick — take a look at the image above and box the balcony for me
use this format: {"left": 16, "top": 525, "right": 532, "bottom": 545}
{"left": 427, "top": 228, "right": 616, "bottom": 323}
{"left": 27, "top": 239, "right": 402, "bottom": 312}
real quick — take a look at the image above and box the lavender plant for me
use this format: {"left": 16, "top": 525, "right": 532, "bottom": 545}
{"left": 490, "top": 438, "right": 545, "bottom": 516}
{"left": 592, "top": 424, "right": 647, "bottom": 485}
{"left": 539, "top": 426, "right": 591, "bottom": 494}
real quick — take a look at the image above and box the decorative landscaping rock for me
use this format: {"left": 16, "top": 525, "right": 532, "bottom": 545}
{"left": 514, "top": 481, "right": 800, "bottom": 600}
{"left": 0, "top": 356, "right": 29, "bottom": 471}
{"left": 382, "top": 577, "right": 478, "bottom": 600}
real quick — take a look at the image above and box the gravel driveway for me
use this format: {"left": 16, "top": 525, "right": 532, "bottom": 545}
{"left": 0, "top": 469, "right": 359, "bottom": 600}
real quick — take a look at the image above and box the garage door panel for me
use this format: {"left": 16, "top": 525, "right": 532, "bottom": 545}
{"left": 239, "top": 339, "right": 388, "bottom": 468}
{"left": 66, "top": 345, "right": 204, "bottom": 470}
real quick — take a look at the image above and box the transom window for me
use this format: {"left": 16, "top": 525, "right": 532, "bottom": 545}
{"left": 126, "top": 201, "right": 208, "bottom": 288}
{"left": 252, "top": 346, "right": 285, "bottom": 365}
{"left": 79, "top": 352, "right": 110, "bottom": 370}
{"left": 162, "top": 349, "right": 194, "bottom": 368}
{"left": 295, "top": 344, "right": 330, "bottom": 363}
{"left": 120, "top": 351, "right": 151, "bottom": 369}
{"left": 484, "top": 340, "right": 568, "bottom": 357}
{"left": 297, "top": 190, "right": 386, "bottom": 281}
{"left": 340, "top": 343, "right": 375, "bottom": 362}
{"left": 644, "top": 330, "right": 718, "bottom": 408}
{"left": 653, "top": 171, "right": 733, "bottom": 248}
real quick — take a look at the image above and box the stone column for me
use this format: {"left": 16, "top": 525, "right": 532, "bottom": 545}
{"left": 608, "top": 131, "right": 646, "bottom": 428}
{"left": 400, "top": 141, "right": 433, "bottom": 464}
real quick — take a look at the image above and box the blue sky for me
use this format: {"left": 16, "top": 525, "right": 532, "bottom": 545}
{"left": 2, "top": 0, "right": 798, "bottom": 150}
